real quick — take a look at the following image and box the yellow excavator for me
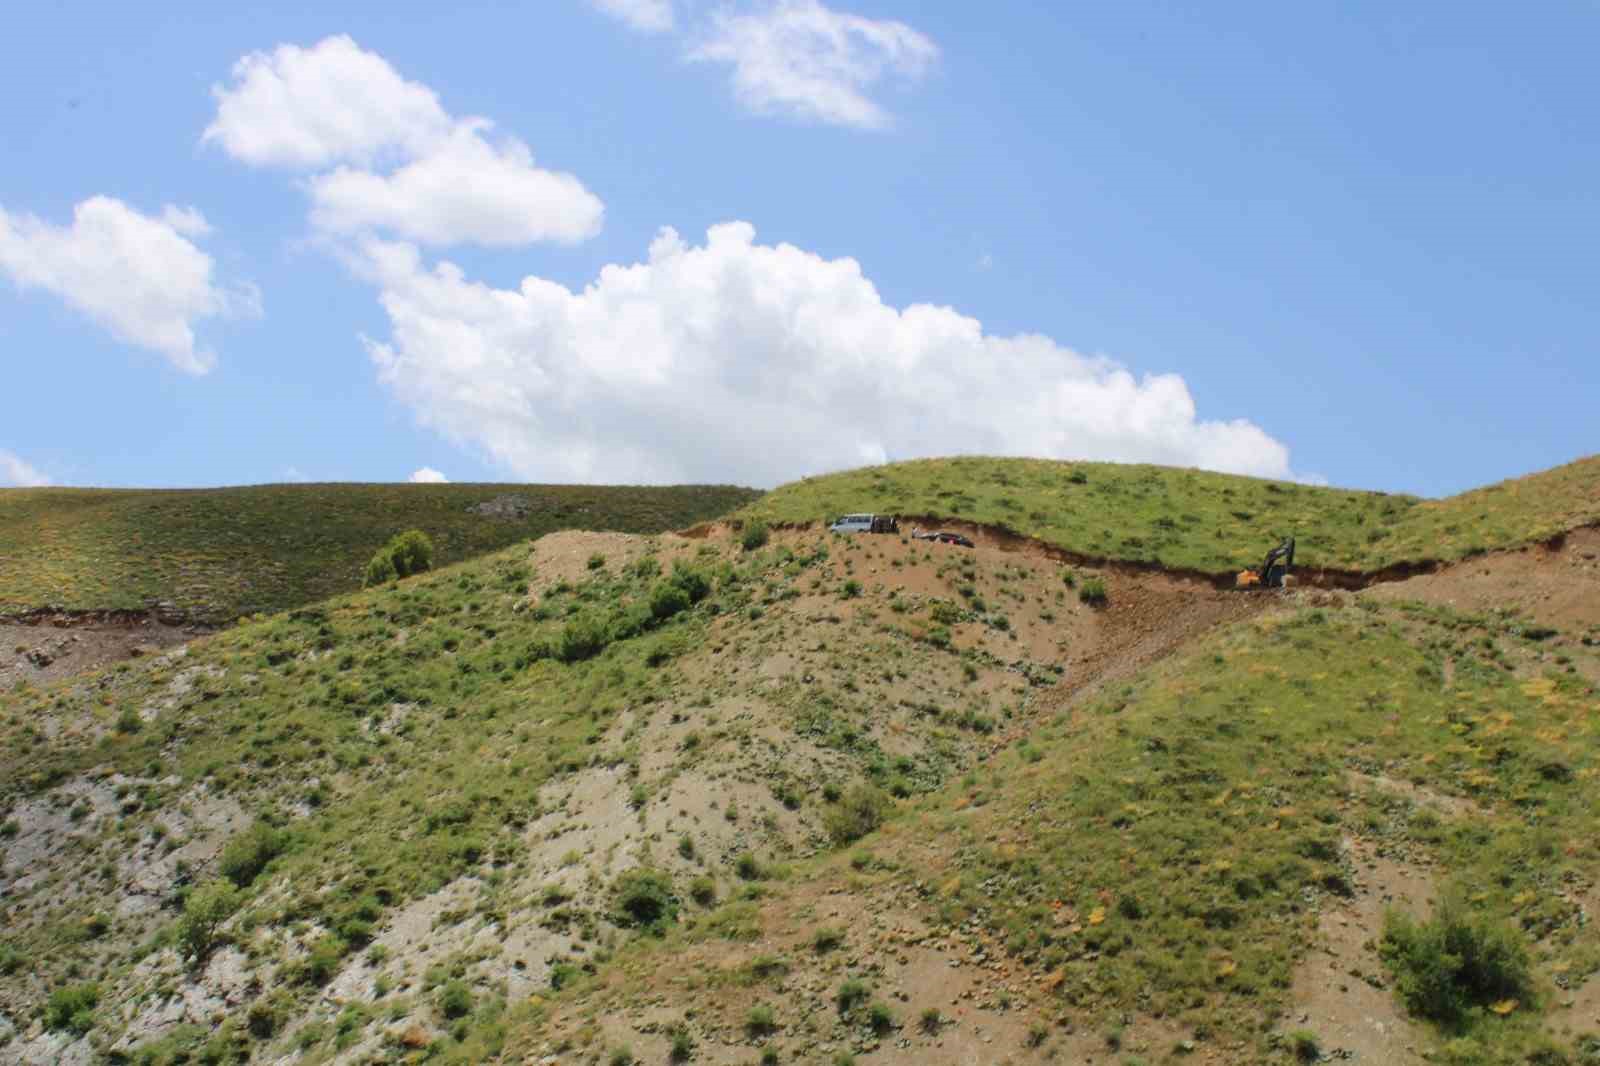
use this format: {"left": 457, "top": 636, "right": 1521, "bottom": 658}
{"left": 1236, "top": 536, "right": 1295, "bottom": 590}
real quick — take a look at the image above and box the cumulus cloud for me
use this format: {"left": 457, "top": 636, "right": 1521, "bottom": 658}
{"left": 207, "top": 35, "right": 603, "bottom": 247}
{"left": 308, "top": 123, "right": 602, "bottom": 246}
{"left": 689, "top": 0, "right": 938, "bottom": 129}
{"left": 0, "top": 450, "right": 51, "bottom": 487}
{"left": 408, "top": 466, "right": 449, "bottom": 483}
{"left": 590, "top": 0, "right": 675, "bottom": 33}
{"left": 0, "top": 196, "right": 258, "bottom": 374}
{"left": 203, "top": 35, "right": 451, "bottom": 168}
{"left": 358, "top": 222, "right": 1296, "bottom": 486}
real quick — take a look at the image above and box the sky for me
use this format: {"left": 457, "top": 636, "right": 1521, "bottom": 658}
{"left": 1, "top": 1, "right": 1596, "bottom": 497}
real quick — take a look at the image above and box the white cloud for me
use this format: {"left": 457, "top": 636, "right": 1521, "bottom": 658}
{"left": 590, "top": 0, "right": 675, "bottom": 33}
{"left": 207, "top": 36, "right": 604, "bottom": 248}
{"left": 308, "top": 122, "right": 602, "bottom": 246}
{"left": 408, "top": 466, "right": 449, "bottom": 483}
{"left": 358, "top": 222, "right": 1297, "bottom": 487}
{"left": 0, "top": 196, "right": 258, "bottom": 374}
{"left": 0, "top": 450, "right": 51, "bottom": 487}
{"left": 203, "top": 35, "right": 451, "bottom": 168}
{"left": 689, "top": 0, "right": 938, "bottom": 129}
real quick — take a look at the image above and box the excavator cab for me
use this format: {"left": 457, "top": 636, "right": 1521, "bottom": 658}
{"left": 1236, "top": 536, "right": 1295, "bottom": 590}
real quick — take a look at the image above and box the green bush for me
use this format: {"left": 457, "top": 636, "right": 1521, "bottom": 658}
{"left": 835, "top": 979, "right": 869, "bottom": 1012}
{"left": 45, "top": 982, "right": 99, "bottom": 1035}
{"left": 438, "top": 979, "right": 473, "bottom": 1019}
{"left": 1288, "top": 1029, "right": 1320, "bottom": 1061}
{"left": 363, "top": 529, "right": 434, "bottom": 587}
{"left": 177, "top": 880, "right": 241, "bottom": 964}
{"left": 866, "top": 1001, "right": 895, "bottom": 1033}
{"left": 746, "top": 1003, "right": 776, "bottom": 1035}
{"left": 741, "top": 521, "right": 770, "bottom": 551}
{"left": 734, "top": 853, "right": 765, "bottom": 880}
{"left": 557, "top": 614, "right": 612, "bottom": 663}
{"left": 388, "top": 529, "right": 434, "bottom": 576}
{"left": 612, "top": 869, "right": 678, "bottom": 932}
{"left": 669, "top": 564, "right": 711, "bottom": 603}
{"left": 669, "top": 1026, "right": 694, "bottom": 1061}
{"left": 0, "top": 942, "right": 19, "bottom": 975}
{"left": 219, "top": 822, "right": 287, "bottom": 888}
{"left": 363, "top": 551, "right": 397, "bottom": 588}
{"left": 1379, "top": 896, "right": 1532, "bottom": 1025}
{"left": 650, "top": 582, "right": 691, "bottom": 622}
{"left": 688, "top": 876, "right": 716, "bottom": 906}
{"left": 1078, "top": 577, "right": 1108, "bottom": 606}
{"left": 822, "top": 784, "right": 890, "bottom": 845}
{"left": 295, "top": 934, "right": 346, "bottom": 986}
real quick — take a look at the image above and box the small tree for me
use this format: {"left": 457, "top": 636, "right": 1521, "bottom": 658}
{"left": 364, "top": 529, "right": 435, "bottom": 587}
{"left": 178, "top": 879, "right": 242, "bottom": 965}
{"left": 388, "top": 529, "right": 434, "bottom": 576}
{"left": 1380, "top": 895, "right": 1531, "bottom": 1025}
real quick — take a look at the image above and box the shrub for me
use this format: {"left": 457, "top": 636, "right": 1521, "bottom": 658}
{"left": 688, "top": 876, "right": 716, "bottom": 906}
{"left": 741, "top": 521, "right": 770, "bottom": 551}
{"left": 919, "top": 1007, "right": 942, "bottom": 1033}
{"left": 610, "top": 1049, "right": 635, "bottom": 1066}
{"left": 669, "top": 564, "right": 712, "bottom": 603}
{"left": 746, "top": 1003, "right": 776, "bottom": 1036}
{"left": 219, "top": 822, "right": 288, "bottom": 888}
{"left": 439, "top": 979, "right": 473, "bottom": 1019}
{"left": 677, "top": 833, "right": 696, "bottom": 859}
{"left": 734, "top": 853, "right": 765, "bottom": 880}
{"left": 363, "top": 551, "right": 397, "bottom": 587}
{"left": 1288, "top": 1029, "right": 1320, "bottom": 1061}
{"left": 177, "top": 880, "right": 241, "bottom": 964}
{"left": 612, "top": 869, "right": 678, "bottom": 932}
{"left": 115, "top": 706, "right": 142, "bottom": 734}
{"left": 587, "top": 553, "right": 606, "bottom": 570}
{"left": 866, "top": 1001, "right": 894, "bottom": 1033}
{"left": 650, "top": 582, "right": 692, "bottom": 622}
{"left": 45, "top": 982, "right": 99, "bottom": 1035}
{"left": 1078, "top": 578, "right": 1108, "bottom": 606}
{"left": 840, "top": 579, "right": 863, "bottom": 599}
{"left": 760, "top": 1049, "right": 780, "bottom": 1066}
{"left": 669, "top": 1026, "right": 694, "bottom": 1061}
{"left": 388, "top": 529, "right": 434, "bottom": 577}
{"left": 0, "top": 942, "right": 19, "bottom": 975}
{"left": 823, "top": 784, "right": 890, "bottom": 845}
{"left": 836, "top": 979, "right": 869, "bottom": 1012}
{"left": 296, "top": 934, "right": 346, "bottom": 986}
{"left": 1379, "top": 896, "right": 1531, "bottom": 1025}
{"left": 812, "top": 927, "right": 844, "bottom": 953}
{"left": 557, "top": 614, "right": 611, "bottom": 663}
{"left": 363, "top": 529, "right": 435, "bottom": 587}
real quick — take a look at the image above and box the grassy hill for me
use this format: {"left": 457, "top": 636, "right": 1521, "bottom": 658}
{"left": 739, "top": 454, "right": 1600, "bottom": 574}
{"left": 0, "top": 483, "right": 759, "bottom": 623}
{"left": 3, "top": 455, "right": 1599, "bottom": 1066}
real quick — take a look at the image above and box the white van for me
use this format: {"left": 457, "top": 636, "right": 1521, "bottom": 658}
{"left": 829, "top": 513, "right": 876, "bottom": 534}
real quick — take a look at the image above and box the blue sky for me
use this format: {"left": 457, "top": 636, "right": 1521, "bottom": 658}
{"left": 1, "top": 1, "right": 1595, "bottom": 497}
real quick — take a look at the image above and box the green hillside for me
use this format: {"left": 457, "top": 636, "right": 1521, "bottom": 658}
{"left": 3, "top": 455, "right": 1598, "bottom": 1066}
{"left": 0, "top": 482, "right": 758, "bottom": 623}
{"left": 740, "top": 454, "right": 1600, "bottom": 574}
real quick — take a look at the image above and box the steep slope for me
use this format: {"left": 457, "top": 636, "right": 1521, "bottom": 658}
{"left": 0, "top": 483, "right": 759, "bottom": 624}
{"left": 739, "top": 454, "right": 1600, "bottom": 575}
{"left": 3, "top": 464, "right": 1599, "bottom": 1066}
{"left": 508, "top": 557, "right": 1600, "bottom": 1066}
